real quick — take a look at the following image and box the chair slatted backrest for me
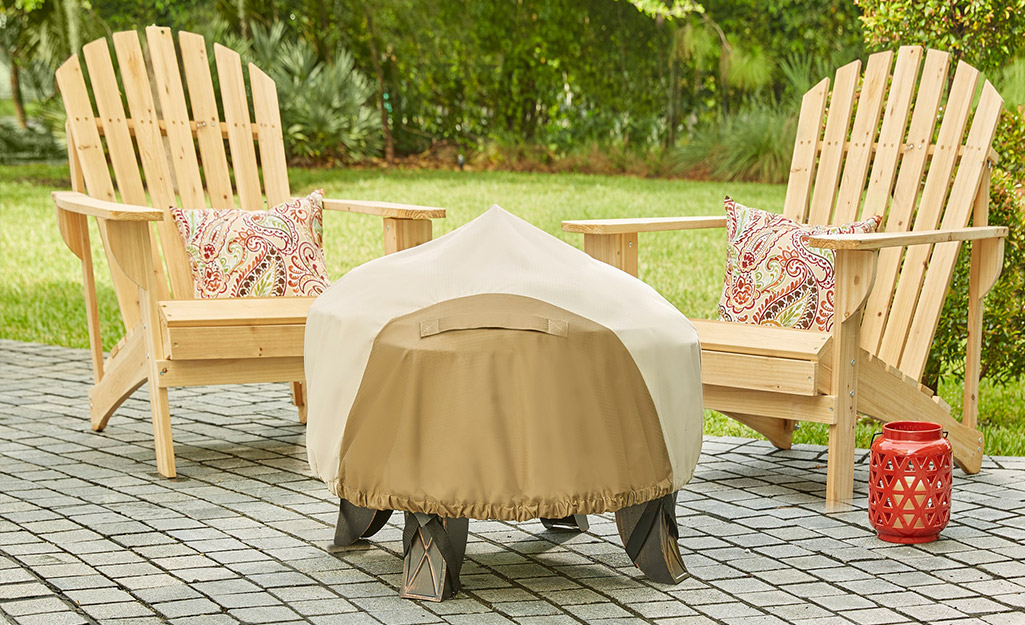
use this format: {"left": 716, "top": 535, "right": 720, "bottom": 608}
{"left": 781, "top": 46, "right": 1004, "bottom": 381}
{"left": 55, "top": 26, "right": 291, "bottom": 307}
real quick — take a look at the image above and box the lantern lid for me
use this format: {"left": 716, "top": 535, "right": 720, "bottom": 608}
{"left": 882, "top": 421, "right": 943, "bottom": 442}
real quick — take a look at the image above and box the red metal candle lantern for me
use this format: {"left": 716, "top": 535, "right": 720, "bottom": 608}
{"left": 868, "top": 421, "right": 952, "bottom": 544}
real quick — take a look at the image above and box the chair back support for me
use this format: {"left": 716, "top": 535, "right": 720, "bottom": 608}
{"left": 55, "top": 26, "right": 290, "bottom": 303}
{"left": 782, "top": 46, "right": 1003, "bottom": 379}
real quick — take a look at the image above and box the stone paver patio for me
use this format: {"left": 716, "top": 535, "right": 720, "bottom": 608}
{"left": 2, "top": 339, "right": 1025, "bottom": 625}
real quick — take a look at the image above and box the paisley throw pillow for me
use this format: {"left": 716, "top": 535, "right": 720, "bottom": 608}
{"left": 717, "top": 196, "right": 880, "bottom": 332}
{"left": 170, "top": 190, "right": 330, "bottom": 299}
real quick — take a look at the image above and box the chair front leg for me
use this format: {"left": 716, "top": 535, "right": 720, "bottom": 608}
{"left": 826, "top": 249, "right": 877, "bottom": 511}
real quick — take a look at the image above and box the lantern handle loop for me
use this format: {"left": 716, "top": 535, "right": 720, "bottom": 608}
{"left": 943, "top": 430, "right": 948, "bottom": 438}
{"left": 870, "top": 430, "right": 883, "bottom": 446}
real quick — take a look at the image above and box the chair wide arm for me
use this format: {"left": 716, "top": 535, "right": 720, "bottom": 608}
{"left": 53, "top": 191, "right": 165, "bottom": 221}
{"left": 808, "top": 226, "right": 1008, "bottom": 250}
{"left": 319, "top": 197, "right": 445, "bottom": 220}
{"left": 562, "top": 216, "right": 727, "bottom": 235}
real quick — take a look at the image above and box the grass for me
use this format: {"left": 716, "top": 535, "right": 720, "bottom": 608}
{"left": 2, "top": 163, "right": 1022, "bottom": 454}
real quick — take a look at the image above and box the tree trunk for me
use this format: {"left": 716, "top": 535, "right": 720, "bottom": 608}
{"left": 365, "top": 12, "right": 394, "bottom": 162}
{"left": 63, "top": 0, "right": 81, "bottom": 54}
{"left": 10, "top": 61, "right": 27, "bottom": 129}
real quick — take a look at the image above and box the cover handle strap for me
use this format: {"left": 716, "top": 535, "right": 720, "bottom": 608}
{"left": 420, "top": 312, "right": 568, "bottom": 338}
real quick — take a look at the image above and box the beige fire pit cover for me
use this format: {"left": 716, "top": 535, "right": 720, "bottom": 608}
{"left": 305, "top": 206, "right": 702, "bottom": 521}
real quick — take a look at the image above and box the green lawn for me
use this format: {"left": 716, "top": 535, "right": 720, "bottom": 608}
{"left": 2, "top": 163, "right": 1022, "bottom": 454}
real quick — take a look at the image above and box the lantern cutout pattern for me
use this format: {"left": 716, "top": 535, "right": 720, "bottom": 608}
{"left": 868, "top": 421, "right": 952, "bottom": 544}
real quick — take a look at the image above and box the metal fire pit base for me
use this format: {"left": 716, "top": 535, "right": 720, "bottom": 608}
{"left": 331, "top": 494, "right": 687, "bottom": 601}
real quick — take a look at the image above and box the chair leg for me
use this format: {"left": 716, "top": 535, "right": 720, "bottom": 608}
{"left": 290, "top": 381, "right": 307, "bottom": 424}
{"left": 149, "top": 384, "right": 176, "bottom": 478}
{"left": 541, "top": 514, "right": 589, "bottom": 532}
{"left": 89, "top": 328, "right": 147, "bottom": 431}
{"left": 334, "top": 499, "right": 394, "bottom": 546}
{"left": 615, "top": 493, "right": 687, "bottom": 585}
{"left": 400, "top": 513, "right": 468, "bottom": 602}
{"left": 826, "top": 415, "right": 857, "bottom": 510}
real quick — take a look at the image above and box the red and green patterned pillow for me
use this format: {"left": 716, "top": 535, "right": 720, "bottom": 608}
{"left": 718, "top": 196, "right": 881, "bottom": 332}
{"left": 170, "top": 190, "right": 330, "bottom": 299}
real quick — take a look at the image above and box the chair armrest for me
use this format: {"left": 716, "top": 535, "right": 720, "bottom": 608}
{"left": 53, "top": 191, "right": 164, "bottom": 221}
{"left": 562, "top": 216, "right": 726, "bottom": 235}
{"left": 808, "top": 226, "right": 1008, "bottom": 250}
{"left": 320, "top": 197, "right": 445, "bottom": 220}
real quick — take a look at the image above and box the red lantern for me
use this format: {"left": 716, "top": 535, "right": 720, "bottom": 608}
{"left": 868, "top": 421, "right": 952, "bottom": 544}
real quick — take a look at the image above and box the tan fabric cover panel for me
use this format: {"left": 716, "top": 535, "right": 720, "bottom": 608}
{"left": 336, "top": 294, "right": 674, "bottom": 521}
{"left": 306, "top": 207, "right": 703, "bottom": 495}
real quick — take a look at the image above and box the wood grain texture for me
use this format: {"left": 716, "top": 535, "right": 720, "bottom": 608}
{"left": 146, "top": 26, "right": 206, "bottom": 209}
{"left": 692, "top": 319, "right": 831, "bottom": 361}
{"left": 160, "top": 297, "right": 315, "bottom": 327}
{"left": 832, "top": 50, "right": 891, "bottom": 224}
{"left": 583, "top": 233, "right": 638, "bottom": 277}
{"left": 249, "top": 63, "right": 290, "bottom": 207}
{"left": 214, "top": 43, "right": 263, "bottom": 211}
{"left": 52, "top": 191, "right": 164, "bottom": 221}
{"left": 322, "top": 198, "right": 446, "bottom": 220}
{"left": 808, "top": 225, "right": 1006, "bottom": 250}
{"left": 861, "top": 49, "right": 950, "bottom": 355}
{"left": 561, "top": 216, "right": 726, "bottom": 234}
{"left": 807, "top": 60, "right": 860, "bottom": 225}
{"left": 783, "top": 78, "right": 829, "bottom": 222}
{"left": 179, "top": 31, "right": 236, "bottom": 209}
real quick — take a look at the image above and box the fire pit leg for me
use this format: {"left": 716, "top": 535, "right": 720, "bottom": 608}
{"left": 615, "top": 492, "right": 688, "bottom": 585}
{"left": 333, "top": 499, "right": 394, "bottom": 546}
{"left": 400, "top": 513, "right": 468, "bottom": 602}
{"left": 540, "top": 514, "right": 589, "bottom": 532}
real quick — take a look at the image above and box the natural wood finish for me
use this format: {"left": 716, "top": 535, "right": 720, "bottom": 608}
{"left": 899, "top": 82, "right": 1004, "bottom": 378}
{"left": 562, "top": 216, "right": 726, "bottom": 235}
{"left": 860, "top": 49, "right": 951, "bottom": 355}
{"left": 111, "top": 30, "right": 192, "bottom": 301}
{"left": 214, "top": 44, "right": 263, "bottom": 211}
{"left": 160, "top": 297, "right": 315, "bottom": 327}
{"left": 701, "top": 351, "right": 819, "bottom": 396}
{"left": 322, "top": 198, "right": 446, "bottom": 220}
{"left": 964, "top": 186, "right": 1003, "bottom": 430}
{"left": 703, "top": 386, "right": 836, "bottom": 424}
{"left": 384, "top": 218, "right": 433, "bottom": 255}
{"left": 53, "top": 192, "right": 164, "bottom": 221}
{"left": 179, "top": 31, "right": 235, "bottom": 209}
{"left": 56, "top": 205, "right": 105, "bottom": 381}
{"left": 854, "top": 353, "right": 983, "bottom": 473}
{"left": 859, "top": 46, "right": 922, "bottom": 223}
{"left": 89, "top": 328, "right": 146, "bottom": 431}
{"left": 807, "top": 60, "right": 860, "bottom": 225}
{"left": 249, "top": 63, "right": 291, "bottom": 208}
{"left": 783, "top": 77, "right": 829, "bottom": 222}
{"left": 52, "top": 27, "right": 443, "bottom": 477}
{"left": 146, "top": 26, "right": 207, "bottom": 210}
{"left": 155, "top": 358, "right": 306, "bottom": 387}
{"left": 166, "top": 325, "right": 306, "bottom": 360}
{"left": 808, "top": 226, "right": 1007, "bottom": 250}
{"left": 727, "top": 413, "right": 794, "bottom": 450}
{"left": 81, "top": 40, "right": 147, "bottom": 207}
{"left": 832, "top": 51, "right": 890, "bottom": 224}
{"left": 877, "top": 60, "right": 980, "bottom": 369}
{"left": 291, "top": 382, "right": 308, "bottom": 424}
{"left": 692, "top": 319, "right": 830, "bottom": 361}
{"left": 826, "top": 250, "right": 876, "bottom": 510}
{"left": 565, "top": 48, "right": 1004, "bottom": 506}
{"left": 583, "top": 233, "right": 638, "bottom": 277}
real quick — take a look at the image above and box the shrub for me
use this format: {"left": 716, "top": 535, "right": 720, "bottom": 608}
{"left": 671, "top": 101, "right": 796, "bottom": 183}
{"left": 0, "top": 118, "right": 64, "bottom": 164}
{"left": 247, "top": 23, "right": 381, "bottom": 164}
{"left": 926, "top": 108, "right": 1025, "bottom": 388}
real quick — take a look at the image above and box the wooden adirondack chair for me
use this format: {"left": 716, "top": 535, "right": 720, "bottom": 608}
{"left": 53, "top": 26, "right": 444, "bottom": 478}
{"left": 562, "top": 47, "right": 1008, "bottom": 508}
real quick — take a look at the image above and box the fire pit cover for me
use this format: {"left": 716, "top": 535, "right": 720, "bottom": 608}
{"left": 305, "top": 207, "right": 702, "bottom": 521}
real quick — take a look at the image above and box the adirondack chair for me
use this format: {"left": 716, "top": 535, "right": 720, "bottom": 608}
{"left": 53, "top": 26, "right": 445, "bottom": 478}
{"left": 562, "top": 47, "right": 1008, "bottom": 509}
